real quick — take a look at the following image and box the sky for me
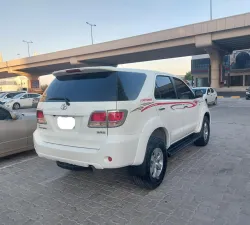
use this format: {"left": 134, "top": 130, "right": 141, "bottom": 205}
{"left": 1, "top": 0, "right": 250, "bottom": 84}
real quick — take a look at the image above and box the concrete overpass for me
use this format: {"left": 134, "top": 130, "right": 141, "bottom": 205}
{"left": 1, "top": 13, "right": 250, "bottom": 88}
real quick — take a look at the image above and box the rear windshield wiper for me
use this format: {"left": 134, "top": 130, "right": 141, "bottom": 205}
{"left": 47, "top": 97, "right": 70, "bottom": 106}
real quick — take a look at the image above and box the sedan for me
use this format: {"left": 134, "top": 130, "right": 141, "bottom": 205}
{"left": 192, "top": 87, "right": 218, "bottom": 105}
{"left": 0, "top": 105, "right": 37, "bottom": 157}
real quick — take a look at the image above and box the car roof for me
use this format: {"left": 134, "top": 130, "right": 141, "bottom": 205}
{"left": 53, "top": 66, "right": 178, "bottom": 78}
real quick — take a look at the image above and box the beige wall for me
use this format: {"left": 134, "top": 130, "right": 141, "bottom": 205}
{"left": 0, "top": 76, "right": 28, "bottom": 92}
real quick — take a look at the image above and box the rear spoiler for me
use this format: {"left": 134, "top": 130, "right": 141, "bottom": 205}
{"left": 53, "top": 66, "right": 119, "bottom": 77}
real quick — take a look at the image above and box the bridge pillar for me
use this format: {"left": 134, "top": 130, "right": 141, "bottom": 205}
{"left": 206, "top": 48, "right": 225, "bottom": 88}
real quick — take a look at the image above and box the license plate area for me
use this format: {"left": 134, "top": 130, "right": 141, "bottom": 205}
{"left": 57, "top": 116, "right": 75, "bottom": 130}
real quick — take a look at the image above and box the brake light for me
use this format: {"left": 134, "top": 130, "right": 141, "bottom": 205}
{"left": 108, "top": 111, "right": 126, "bottom": 127}
{"left": 66, "top": 69, "right": 81, "bottom": 73}
{"left": 88, "top": 110, "right": 127, "bottom": 128}
{"left": 88, "top": 112, "right": 107, "bottom": 128}
{"left": 37, "top": 110, "right": 47, "bottom": 124}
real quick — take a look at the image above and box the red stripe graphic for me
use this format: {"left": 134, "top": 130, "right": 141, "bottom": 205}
{"left": 141, "top": 101, "right": 198, "bottom": 112}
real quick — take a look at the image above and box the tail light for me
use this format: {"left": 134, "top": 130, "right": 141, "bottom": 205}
{"left": 88, "top": 111, "right": 107, "bottom": 128}
{"left": 88, "top": 110, "right": 127, "bottom": 128}
{"left": 37, "top": 110, "right": 47, "bottom": 124}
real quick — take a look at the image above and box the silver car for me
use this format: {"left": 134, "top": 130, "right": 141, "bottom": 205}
{"left": 0, "top": 105, "right": 36, "bottom": 157}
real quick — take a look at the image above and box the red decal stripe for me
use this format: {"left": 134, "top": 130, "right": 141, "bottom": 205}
{"left": 141, "top": 101, "right": 197, "bottom": 112}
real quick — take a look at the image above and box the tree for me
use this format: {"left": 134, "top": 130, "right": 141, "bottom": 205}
{"left": 41, "top": 84, "right": 48, "bottom": 92}
{"left": 184, "top": 71, "right": 192, "bottom": 80}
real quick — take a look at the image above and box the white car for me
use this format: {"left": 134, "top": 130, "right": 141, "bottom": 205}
{"left": 5, "top": 93, "right": 41, "bottom": 110}
{"left": 0, "top": 105, "right": 36, "bottom": 157}
{"left": 192, "top": 87, "right": 217, "bottom": 105}
{"left": 34, "top": 67, "right": 210, "bottom": 189}
{"left": 0, "top": 91, "right": 26, "bottom": 105}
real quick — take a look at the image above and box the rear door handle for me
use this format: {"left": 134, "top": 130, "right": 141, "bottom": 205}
{"left": 159, "top": 107, "right": 165, "bottom": 111}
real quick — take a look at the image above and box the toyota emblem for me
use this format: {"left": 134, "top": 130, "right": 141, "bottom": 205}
{"left": 61, "top": 103, "right": 67, "bottom": 110}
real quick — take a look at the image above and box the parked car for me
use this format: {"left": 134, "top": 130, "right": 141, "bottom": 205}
{"left": 34, "top": 67, "right": 210, "bottom": 189}
{"left": 246, "top": 87, "right": 250, "bottom": 100}
{"left": 0, "top": 91, "right": 26, "bottom": 105}
{"left": 192, "top": 87, "right": 217, "bottom": 105}
{"left": 5, "top": 93, "right": 41, "bottom": 110}
{"left": 0, "top": 105, "right": 36, "bottom": 157}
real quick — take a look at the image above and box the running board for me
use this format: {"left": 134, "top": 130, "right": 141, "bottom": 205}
{"left": 167, "top": 134, "right": 200, "bottom": 157}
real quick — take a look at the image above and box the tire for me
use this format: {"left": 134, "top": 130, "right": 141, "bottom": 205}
{"left": 56, "top": 161, "right": 89, "bottom": 171}
{"left": 213, "top": 97, "right": 217, "bottom": 105}
{"left": 13, "top": 103, "right": 20, "bottom": 110}
{"left": 130, "top": 136, "right": 167, "bottom": 190}
{"left": 194, "top": 116, "right": 210, "bottom": 146}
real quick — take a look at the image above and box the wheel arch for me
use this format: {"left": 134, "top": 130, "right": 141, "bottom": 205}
{"left": 132, "top": 117, "right": 170, "bottom": 166}
{"left": 195, "top": 110, "right": 211, "bottom": 133}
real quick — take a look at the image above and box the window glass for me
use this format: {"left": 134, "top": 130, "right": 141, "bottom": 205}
{"left": 207, "top": 89, "right": 211, "bottom": 94}
{"left": 13, "top": 93, "right": 24, "bottom": 99}
{"left": 211, "top": 88, "right": 214, "bottom": 93}
{"left": 173, "top": 78, "right": 194, "bottom": 99}
{"left": 155, "top": 76, "right": 177, "bottom": 99}
{"left": 230, "top": 76, "right": 243, "bottom": 86}
{"left": 45, "top": 71, "right": 146, "bottom": 102}
{"left": 22, "top": 94, "right": 28, "bottom": 99}
{"left": 0, "top": 108, "right": 11, "bottom": 120}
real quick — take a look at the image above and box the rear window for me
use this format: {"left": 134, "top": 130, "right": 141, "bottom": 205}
{"left": 45, "top": 71, "right": 146, "bottom": 102}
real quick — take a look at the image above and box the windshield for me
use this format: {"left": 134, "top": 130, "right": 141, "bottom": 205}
{"left": 45, "top": 71, "right": 146, "bottom": 102}
{"left": 0, "top": 93, "right": 6, "bottom": 98}
{"left": 193, "top": 88, "right": 207, "bottom": 94}
{"left": 13, "top": 93, "right": 24, "bottom": 99}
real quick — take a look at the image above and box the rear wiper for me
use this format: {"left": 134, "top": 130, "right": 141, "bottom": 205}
{"left": 48, "top": 97, "right": 70, "bottom": 106}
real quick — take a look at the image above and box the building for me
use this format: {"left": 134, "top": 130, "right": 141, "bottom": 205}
{"left": 191, "top": 49, "right": 250, "bottom": 88}
{"left": 0, "top": 76, "right": 29, "bottom": 92}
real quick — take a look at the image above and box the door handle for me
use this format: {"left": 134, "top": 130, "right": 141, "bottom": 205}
{"left": 159, "top": 107, "right": 165, "bottom": 111}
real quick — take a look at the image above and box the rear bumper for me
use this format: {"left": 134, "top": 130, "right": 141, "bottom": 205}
{"left": 33, "top": 130, "right": 139, "bottom": 169}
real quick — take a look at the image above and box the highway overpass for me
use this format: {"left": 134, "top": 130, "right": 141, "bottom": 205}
{"left": 0, "top": 12, "right": 250, "bottom": 88}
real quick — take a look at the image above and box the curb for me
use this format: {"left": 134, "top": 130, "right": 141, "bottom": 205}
{"left": 217, "top": 96, "right": 241, "bottom": 99}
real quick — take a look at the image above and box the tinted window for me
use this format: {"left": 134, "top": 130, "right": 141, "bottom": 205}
{"left": 45, "top": 71, "right": 146, "bottom": 102}
{"left": 155, "top": 76, "right": 176, "bottom": 99}
{"left": 22, "top": 94, "right": 29, "bottom": 99}
{"left": 0, "top": 108, "right": 11, "bottom": 120}
{"left": 193, "top": 88, "right": 206, "bottom": 94}
{"left": 173, "top": 78, "right": 194, "bottom": 99}
{"left": 13, "top": 93, "right": 24, "bottom": 99}
{"left": 6, "top": 93, "right": 19, "bottom": 98}
{"left": 211, "top": 88, "right": 214, "bottom": 93}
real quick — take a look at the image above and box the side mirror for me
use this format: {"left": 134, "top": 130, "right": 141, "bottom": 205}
{"left": 195, "top": 90, "right": 203, "bottom": 98}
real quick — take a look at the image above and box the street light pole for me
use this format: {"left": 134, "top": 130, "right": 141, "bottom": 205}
{"left": 210, "top": 0, "right": 213, "bottom": 20}
{"left": 23, "top": 40, "right": 33, "bottom": 57}
{"left": 86, "top": 22, "right": 96, "bottom": 45}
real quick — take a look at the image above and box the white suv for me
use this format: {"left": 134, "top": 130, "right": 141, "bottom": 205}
{"left": 34, "top": 67, "right": 210, "bottom": 189}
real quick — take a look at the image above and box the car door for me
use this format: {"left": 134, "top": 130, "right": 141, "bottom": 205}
{"left": 0, "top": 107, "right": 27, "bottom": 156}
{"left": 27, "top": 94, "right": 36, "bottom": 107}
{"left": 173, "top": 77, "right": 200, "bottom": 136}
{"left": 210, "top": 88, "right": 216, "bottom": 102}
{"left": 20, "top": 94, "right": 31, "bottom": 107}
{"left": 206, "top": 88, "right": 213, "bottom": 104}
{"left": 154, "top": 75, "right": 183, "bottom": 144}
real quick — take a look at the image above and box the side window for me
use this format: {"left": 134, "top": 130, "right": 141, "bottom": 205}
{"left": 211, "top": 88, "right": 214, "bottom": 93}
{"left": 207, "top": 89, "right": 211, "bottom": 94}
{"left": 0, "top": 108, "right": 11, "bottom": 120}
{"left": 173, "top": 78, "right": 195, "bottom": 99}
{"left": 22, "top": 94, "right": 28, "bottom": 99}
{"left": 155, "top": 76, "right": 177, "bottom": 100}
